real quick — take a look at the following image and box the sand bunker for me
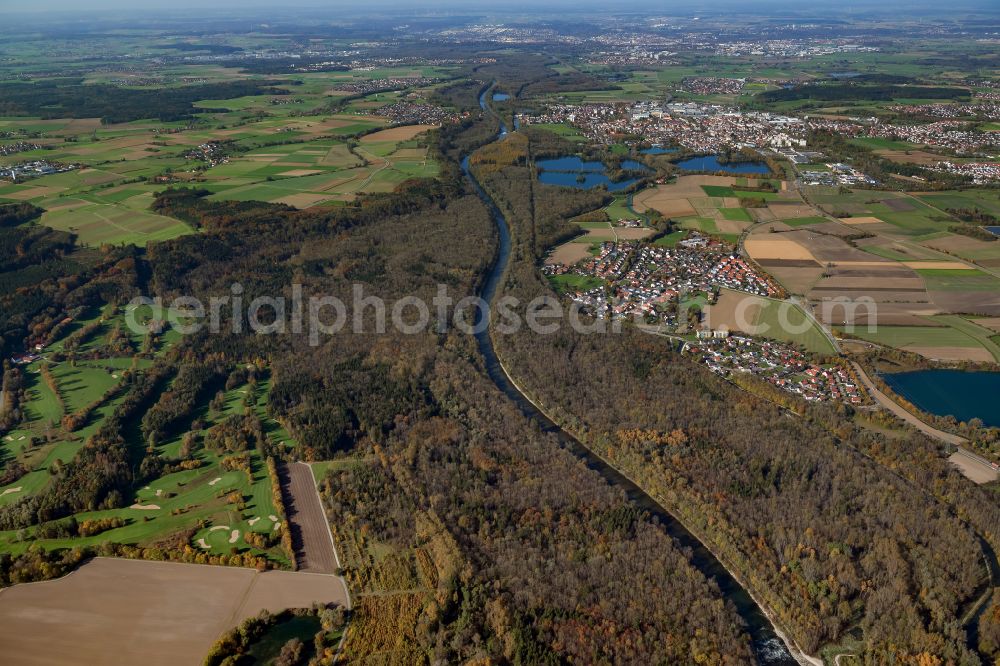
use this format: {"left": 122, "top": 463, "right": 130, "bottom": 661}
{"left": 208, "top": 477, "right": 223, "bottom": 486}
{"left": 229, "top": 530, "right": 240, "bottom": 544}
{"left": 196, "top": 538, "right": 210, "bottom": 549}
{"left": 1, "top": 487, "right": 22, "bottom": 497}
{"left": 130, "top": 503, "right": 160, "bottom": 511}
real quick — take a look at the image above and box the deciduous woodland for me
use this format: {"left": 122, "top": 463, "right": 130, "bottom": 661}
{"left": 473, "top": 127, "right": 1000, "bottom": 664}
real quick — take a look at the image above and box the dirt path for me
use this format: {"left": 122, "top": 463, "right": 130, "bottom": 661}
{"left": 280, "top": 461, "right": 341, "bottom": 575}
{"left": 851, "top": 362, "right": 998, "bottom": 483}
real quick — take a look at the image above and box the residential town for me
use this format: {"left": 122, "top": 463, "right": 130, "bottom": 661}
{"left": 545, "top": 233, "right": 781, "bottom": 323}
{"left": 683, "top": 335, "right": 867, "bottom": 404}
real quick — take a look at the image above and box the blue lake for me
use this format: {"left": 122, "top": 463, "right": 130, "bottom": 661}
{"left": 536, "top": 156, "right": 606, "bottom": 172}
{"left": 621, "top": 160, "right": 652, "bottom": 171}
{"left": 641, "top": 146, "right": 678, "bottom": 155}
{"left": 881, "top": 369, "right": 1000, "bottom": 427}
{"left": 986, "top": 226, "right": 1000, "bottom": 237}
{"left": 538, "top": 171, "right": 640, "bottom": 192}
{"left": 674, "top": 154, "right": 771, "bottom": 175}
{"left": 536, "top": 155, "right": 648, "bottom": 191}
{"left": 493, "top": 92, "right": 510, "bottom": 101}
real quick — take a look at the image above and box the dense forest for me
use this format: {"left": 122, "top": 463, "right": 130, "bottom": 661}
{"left": 473, "top": 127, "right": 1000, "bottom": 663}
{"left": 0, "top": 78, "right": 294, "bottom": 123}
{"left": 757, "top": 83, "right": 970, "bottom": 104}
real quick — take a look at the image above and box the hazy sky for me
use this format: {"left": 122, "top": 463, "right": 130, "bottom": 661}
{"left": 4, "top": 0, "right": 998, "bottom": 13}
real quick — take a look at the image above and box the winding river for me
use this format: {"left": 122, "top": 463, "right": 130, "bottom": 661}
{"left": 463, "top": 85, "right": 800, "bottom": 665}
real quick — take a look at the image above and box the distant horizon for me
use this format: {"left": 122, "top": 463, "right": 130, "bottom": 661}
{"left": 5, "top": 0, "right": 1000, "bottom": 14}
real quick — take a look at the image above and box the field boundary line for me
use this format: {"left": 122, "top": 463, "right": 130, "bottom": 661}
{"left": 300, "top": 461, "right": 352, "bottom": 610}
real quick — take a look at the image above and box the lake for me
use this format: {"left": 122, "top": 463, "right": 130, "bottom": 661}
{"left": 642, "top": 146, "right": 678, "bottom": 155}
{"left": 537, "top": 156, "right": 606, "bottom": 172}
{"left": 536, "top": 155, "right": 649, "bottom": 192}
{"left": 986, "top": 226, "right": 1000, "bottom": 237}
{"left": 492, "top": 92, "right": 510, "bottom": 101}
{"left": 881, "top": 369, "right": 1000, "bottom": 427}
{"left": 674, "top": 154, "right": 771, "bottom": 175}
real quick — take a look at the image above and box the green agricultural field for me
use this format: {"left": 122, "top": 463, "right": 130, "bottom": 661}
{"left": 837, "top": 324, "right": 983, "bottom": 349}
{"left": 915, "top": 190, "right": 1000, "bottom": 218}
{"left": 547, "top": 273, "right": 605, "bottom": 294}
{"left": 933, "top": 315, "right": 1000, "bottom": 361}
{"left": 653, "top": 231, "right": 687, "bottom": 247}
{"left": 916, "top": 268, "right": 1000, "bottom": 292}
{"left": 605, "top": 196, "right": 638, "bottom": 221}
{"left": 38, "top": 201, "right": 193, "bottom": 246}
{"left": 752, "top": 299, "right": 836, "bottom": 354}
{"left": 701, "top": 185, "right": 735, "bottom": 198}
{"left": 530, "top": 123, "right": 586, "bottom": 142}
{"left": 720, "top": 207, "right": 752, "bottom": 222}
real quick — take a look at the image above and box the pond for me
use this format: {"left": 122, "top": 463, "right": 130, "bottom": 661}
{"left": 641, "top": 146, "right": 678, "bottom": 155}
{"left": 673, "top": 154, "right": 771, "bottom": 175}
{"left": 538, "top": 171, "right": 640, "bottom": 192}
{"left": 492, "top": 92, "right": 510, "bottom": 101}
{"left": 881, "top": 369, "right": 1000, "bottom": 427}
{"left": 536, "top": 155, "right": 649, "bottom": 192}
{"left": 537, "top": 156, "right": 606, "bottom": 172}
{"left": 985, "top": 226, "right": 1000, "bottom": 237}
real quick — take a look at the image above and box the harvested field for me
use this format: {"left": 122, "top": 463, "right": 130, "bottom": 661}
{"left": 276, "top": 169, "right": 322, "bottom": 177}
{"left": 840, "top": 216, "right": 884, "bottom": 225}
{"left": 745, "top": 237, "right": 816, "bottom": 262}
{"left": 766, "top": 203, "right": 816, "bottom": 219}
{"left": 280, "top": 461, "right": 339, "bottom": 574}
{"left": 704, "top": 289, "right": 765, "bottom": 332}
{"left": 906, "top": 346, "right": 996, "bottom": 362}
{"left": 360, "top": 124, "right": 436, "bottom": 143}
{"left": 972, "top": 317, "right": 1000, "bottom": 333}
{"left": 547, "top": 242, "right": 593, "bottom": 265}
{"left": 883, "top": 198, "right": 915, "bottom": 212}
{"left": 902, "top": 261, "right": 974, "bottom": 270}
{"left": 632, "top": 175, "right": 737, "bottom": 217}
{"left": 875, "top": 149, "right": 948, "bottom": 166}
{"left": 0, "top": 558, "right": 348, "bottom": 666}
{"left": 756, "top": 258, "right": 821, "bottom": 268}
{"left": 616, "top": 228, "right": 656, "bottom": 240}
{"left": 274, "top": 193, "right": 334, "bottom": 208}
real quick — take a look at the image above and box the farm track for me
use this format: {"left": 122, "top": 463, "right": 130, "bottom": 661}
{"left": 279, "top": 461, "right": 339, "bottom": 574}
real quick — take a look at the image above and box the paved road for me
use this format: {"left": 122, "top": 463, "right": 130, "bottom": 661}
{"left": 280, "top": 461, "right": 340, "bottom": 574}
{"left": 851, "top": 362, "right": 998, "bottom": 483}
